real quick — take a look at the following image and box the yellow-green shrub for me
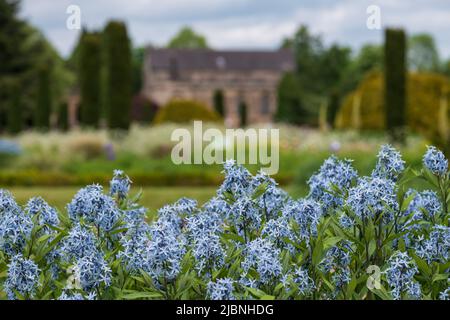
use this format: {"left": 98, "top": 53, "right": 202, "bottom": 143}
{"left": 153, "top": 99, "right": 222, "bottom": 124}
{"left": 336, "top": 71, "right": 450, "bottom": 144}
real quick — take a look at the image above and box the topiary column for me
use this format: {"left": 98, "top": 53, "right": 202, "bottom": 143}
{"left": 384, "top": 28, "right": 406, "bottom": 142}
{"left": 103, "top": 21, "right": 132, "bottom": 130}
{"left": 57, "top": 102, "right": 69, "bottom": 131}
{"left": 326, "top": 90, "right": 340, "bottom": 129}
{"left": 7, "top": 82, "right": 22, "bottom": 134}
{"left": 79, "top": 31, "right": 101, "bottom": 128}
{"left": 35, "top": 66, "right": 52, "bottom": 130}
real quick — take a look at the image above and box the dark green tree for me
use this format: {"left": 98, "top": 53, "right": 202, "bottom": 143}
{"left": 276, "top": 72, "right": 308, "bottom": 124}
{"left": 408, "top": 33, "right": 440, "bottom": 72}
{"left": 57, "top": 102, "right": 68, "bottom": 131}
{"left": 339, "top": 44, "right": 383, "bottom": 94}
{"left": 326, "top": 90, "right": 340, "bottom": 129}
{"left": 384, "top": 28, "right": 406, "bottom": 142}
{"left": 443, "top": 59, "right": 450, "bottom": 77}
{"left": 103, "top": 20, "right": 132, "bottom": 129}
{"left": 213, "top": 90, "right": 225, "bottom": 117}
{"left": 281, "top": 25, "right": 351, "bottom": 124}
{"left": 239, "top": 102, "right": 247, "bottom": 127}
{"left": 167, "top": 26, "right": 208, "bottom": 49}
{"left": 132, "top": 47, "right": 145, "bottom": 94}
{"left": 0, "top": 0, "right": 29, "bottom": 131}
{"left": 79, "top": 31, "right": 101, "bottom": 127}
{"left": 35, "top": 66, "right": 52, "bottom": 130}
{"left": 7, "top": 81, "right": 22, "bottom": 134}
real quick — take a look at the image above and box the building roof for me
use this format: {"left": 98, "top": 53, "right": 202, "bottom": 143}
{"left": 146, "top": 48, "right": 295, "bottom": 72}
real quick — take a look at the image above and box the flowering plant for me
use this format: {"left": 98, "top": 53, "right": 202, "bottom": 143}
{"left": 0, "top": 145, "right": 449, "bottom": 300}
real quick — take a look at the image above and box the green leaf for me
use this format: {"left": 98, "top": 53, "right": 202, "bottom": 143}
{"left": 368, "top": 239, "right": 376, "bottom": 258}
{"left": 346, "top": 275, "right": 358, "bottom": 298}
{"left": 410, "top": 252, "right": 432, "bottom": 277}
{"left": 260, "top": 295, "right": 275, "bottom": 300}
{"left": 432, "top": 273, "right": 448, "bottom": 283}
{"left": 323, "top": 236, "right": 343, "bottom": 250}
{"left": 371, "top": 285, "right": 392, "bottom": 300}
{"left": 221, "top": 232, "right": 245, "bottom": 244}
{"left": 311, "top": 241, "right": 324, "bottom": 266}
{"left": 122, "top": 291, "right": 163, "bottom": 300}
{"left": 246, "top": 287, "right": 267, "bottom": 299}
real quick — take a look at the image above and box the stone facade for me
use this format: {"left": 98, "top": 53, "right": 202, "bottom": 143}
{"left": 142, "top": 48, "right": 295, "bottom": 126}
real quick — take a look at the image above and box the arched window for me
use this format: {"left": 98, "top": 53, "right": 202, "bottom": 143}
{"left": 213, "top": 89, "right": 225, "bottom": 117}
{"left": 261, "top": 91, "right": 270, "bottom": 115}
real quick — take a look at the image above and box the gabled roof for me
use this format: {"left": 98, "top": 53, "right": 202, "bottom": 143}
{"left": 146, "top": 48, "right": 295, "bottom": 72}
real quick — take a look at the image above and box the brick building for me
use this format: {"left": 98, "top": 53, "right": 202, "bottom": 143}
{"left": 142, "top": 48, "right": 295, "bottom": 126}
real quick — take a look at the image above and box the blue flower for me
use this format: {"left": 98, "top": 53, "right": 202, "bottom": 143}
{"left": 339, "top": 214, "right": 355, "bottom": 229}
{"left": 385, "top": 251, "right": 421, "bottom": 300}
{"left": 218, "top": 159, "right": 253, "bottom": 198}
{"left": 0, "top": 189, "right": 22, "bottom": 214}
{"left": 415, "top": 225, "right": 450, "bottom": 264}
{"left": 0, "top": 191, "right": 33, "bottom": 255}
{"left": 202, "top": 197, "right": 231, "bottom": 220}
{"left": 192, "top": 233, "right": 225, "bottom": 275}
{"left": 372, "top": 144, "right": 405, "bottom": 181}
{"left": 147, "top": 219, "right": 186, "bottom": 281}
{"left": 308, "top": 155, "right": 358, "bottom": 212}
{"left": 122, "top": 206, "right": 148, "bottom": 227}
{"left": 292, "top": 267, "right": 315, "bottom": 295}
{"left": 186, "top": 211, "right": 223, "bottom": 241}
{"left": 67, "top": 184, "right": 120, "bottom": 232}
{"left": 400, "top": 190, "right": 442, "bottom": 243}
{"left": 252, "top": 170, "right": 289, "bottom": 220}
{"left": 58, "top": 291, "right": 96, "bottom": 300}
{"left": 241, "top": 238, "right": 282, "bottom": 285}
{"left": 5, "top": 254, "right": 40, "bottom": 300}
{"left": 285, "top": 199, "right": 322, "bottom": 240}
{"left": 319, "top": 241, "right": 352, "bottom": 289}
{"left": 60, "top": 224, "right": 98, "bottom": 262}
{"left": 228, "top": 196, "right": 262, "bottom": 237}
{"left": 26, "top": 196, "right": 60, "bottom": 228}
{"left": 346, "top": 177, "right": 398, "bottom": 222}
{"left": 157, "top": 198, "right": 198, "bottom": 236}
{"left": 440, "top": 287, "right": 450, "bottom": 300}
{"left": 109, "top": 170, "right": 132, "bottom": 199}
{"left": 262, "top": 216, "right": 296, "bottom": 251}
{"left": 207, "top": 278, "right": 235, "bottom": 300}
{"left": 423, "top": 146, "right": 448, "bottom": 176}
{"left": 117, "top": 223, "right": 152, "bottom": 274}
{"left": 72, "top": 253, "right": 112, "bottom": 291}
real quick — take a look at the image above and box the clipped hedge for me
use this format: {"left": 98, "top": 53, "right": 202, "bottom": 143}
{"left": 0, "top": 170, "right": 293, "bottom": 187}
{"left": 336, "top": 71, "right": 450, "bottom": 143}
{"left": 153, "top": 99, "right": 221, "bottom": 124}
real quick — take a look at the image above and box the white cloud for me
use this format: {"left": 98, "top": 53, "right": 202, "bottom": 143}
{"left": 21, "top": 0, "right": 450, "bottom": 59}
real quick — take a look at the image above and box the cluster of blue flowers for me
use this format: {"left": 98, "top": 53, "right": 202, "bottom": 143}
{"left": 384, "top": 251, "right": 421, "bottom": 300}
{"left": 423, "top": 146, "right": 448, "bottom": 176}
{"left": 0, "top": 190, "right": 33, "bottom": 255}
{"left": 241, "top": 238, "right": 282, "bottom": 286}
{"left": 207, "top": 278, "right": 235, "bottom": 300}
{"left": 0, "top": 145, "right": 449, "bottom": 300}
{"left": 4, "top": 253, "right": 40, "bottom": 299}
{"left": 308, "top": 155, "right": 358, "bottom": 212}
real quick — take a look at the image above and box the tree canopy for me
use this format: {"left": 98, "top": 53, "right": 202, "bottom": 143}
{"left": 167, "top": 26, "right": 208, "bottom": 49}
{"left": 408, "top": 33, "right": 440, "bottom": 72}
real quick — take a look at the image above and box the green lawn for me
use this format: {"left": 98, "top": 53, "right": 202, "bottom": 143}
{"left": 7, "top": 186, "right": 216, "bottom": 216}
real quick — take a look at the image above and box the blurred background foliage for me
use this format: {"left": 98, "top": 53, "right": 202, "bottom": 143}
{"left": 0, "top": 0, "right": 450, "bottom": 207}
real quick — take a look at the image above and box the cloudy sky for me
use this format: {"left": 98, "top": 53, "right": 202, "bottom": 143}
{"left": 20, "top": 0, "right": 450, "bottom": 59}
